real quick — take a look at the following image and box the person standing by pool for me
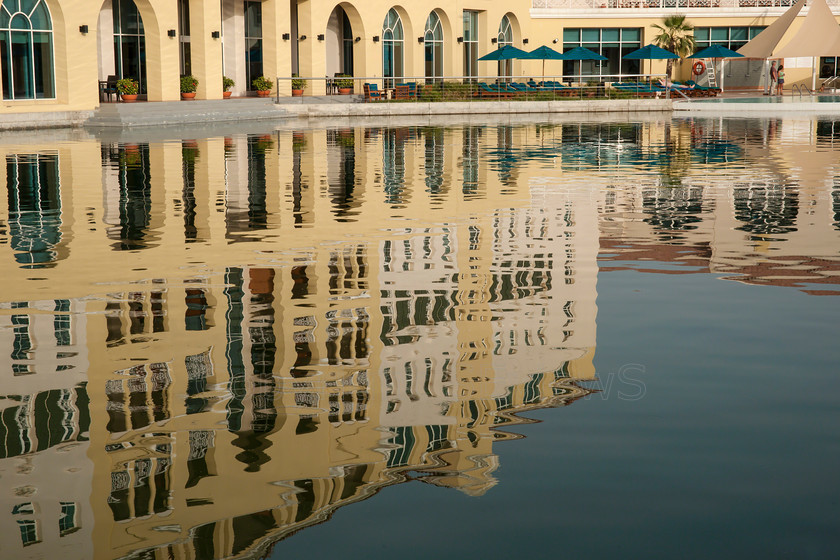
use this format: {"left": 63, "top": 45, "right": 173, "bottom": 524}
{"left": 769, "top": 61, "right": 778, "bottom": 95}
{"left": 777, "top": 64, "right": 785, "bottom": 96}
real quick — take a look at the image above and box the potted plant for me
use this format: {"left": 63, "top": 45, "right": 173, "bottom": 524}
{"left": 252, "top": 76, "right": 273, "bottom": 97}
{"left": 116, "top": 78, "right": 138, "bottom": 102}
{"left": 291, "top": 74, "right": 306, "bottom": 97}
{"left": 223, "top": 76, "right": 235, "bottom": 99}
{"left": 181, "top": 75, "right": 198, "bottom": 99}
{"left": 335, "top": 74, "right": 353, "bottom": 94}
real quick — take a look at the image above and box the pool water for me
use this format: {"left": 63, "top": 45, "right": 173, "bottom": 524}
{"left": 0, "top": 114, "right": 838, "bottom": 560}
{"left": 694, "top": 93, "right": 840, "bottom": 103}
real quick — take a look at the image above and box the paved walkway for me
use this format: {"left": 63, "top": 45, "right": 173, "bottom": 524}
{"left": 82, "top": 94, "right": 673, "bottom": 129}
{"left": 4, "top": 89, "right": 839, "bottom": 131}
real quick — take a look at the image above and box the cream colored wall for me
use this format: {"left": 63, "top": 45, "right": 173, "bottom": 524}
{"left": 4, "top": 0, "right": 840, "bottom": 115}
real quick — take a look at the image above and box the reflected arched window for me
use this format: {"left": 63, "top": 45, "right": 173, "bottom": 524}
{"left": 424, "top": 12, "right": 442, "bottom": 81}
{"left": 497, "top": 15, "right": 513, "bottom": 78}
{"left": 382, "top": 9, "right": 403, "bottom": 88}
{"left": 0, "top": 0, "right": 55, "bottom": 100}
{"left": 6, "top": 153, "right": 62, "bottom": 266}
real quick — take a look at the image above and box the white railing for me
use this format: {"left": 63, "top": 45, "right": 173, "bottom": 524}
{"left": 532, "top": 0, "right": 836, "bottom": 9}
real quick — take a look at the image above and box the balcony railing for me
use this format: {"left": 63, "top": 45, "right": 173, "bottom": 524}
{"left": 532, "top": 0, "right": 837, "bottom": 9}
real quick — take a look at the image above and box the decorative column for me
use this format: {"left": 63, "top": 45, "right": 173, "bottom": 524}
{"left": 189, "top": 0, "right": 224, "bottom": 99}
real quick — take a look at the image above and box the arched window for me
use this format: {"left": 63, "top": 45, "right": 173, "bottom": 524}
{"left": 497, "top": 15, "right": 513, "bottom": 79}
{"left": 0, "top": 0, "right": 55, "bottom": 100}
{"left": 424, "top": 12, "right": 443, "bottom": 82}
{"left": 382, "top": 9, "right": 403, "bottom": 88}
{"left": 113, "top": 0, "right": 147, "bottom": 94}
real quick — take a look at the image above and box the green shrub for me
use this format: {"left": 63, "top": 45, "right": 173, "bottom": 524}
{"left": 116, "top": 78, "right": 138, "bottom": 95}
{"left": 335, "top": 75, "right": 353, "bottom": 89}
{"left": 180, "top": 75, "right": 198, "bottom": 93}
{"left": 291, "top": 74, "right": 307, "bottom": 90}
{"left": 252, "top": 76, "right": 274, "bottom": 91}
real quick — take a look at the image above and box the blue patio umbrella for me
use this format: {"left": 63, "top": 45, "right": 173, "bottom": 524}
{"left": 623, "top": 44, "right": 680, "bottom": 81}
{"left": 523, "top": 45, "right": 566, "bottom": 80}
{"left": 478, "top": 45, "right": 530, "bottom": 61}
{"left": 688, "top": 45, "right": 744, "bottom": 91}
{"left": 622, "top": 44, "right": 680, "bottom": 60}
{"left": 688, "top": 45, "right": 744, "bottom": 60}
{"left": 561, "top": 46, "right": 609, "bottom": 82}
{"left": 561, "top": 46, "right": 608, "bottom": 61}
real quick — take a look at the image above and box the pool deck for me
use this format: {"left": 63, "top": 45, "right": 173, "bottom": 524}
{"left": 4, "top": 89, "right": 840, "bottom": 131}
{"left": 4, "top": 95, "right": 673, "bottom": 131}
{"left": 672, "top": 89, "right": 840, "bottom": 115}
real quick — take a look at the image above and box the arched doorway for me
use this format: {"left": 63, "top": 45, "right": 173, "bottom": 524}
{"left": 98, "top": 0, "right": 147, "bottom": 94}
{"left": 0, "top": 0, "right": 56, "bottom": 100}
{"left": 497, "top": 15, "right": 512, "bottom": 79}
{"left": 424, "top": 11, "right": 442, "bottom": 83}
{"left": 326, "top": 6, "right": 355, "bottom": 78}
{"left": 382, "top": 8, "right": 403, "bottom": 88}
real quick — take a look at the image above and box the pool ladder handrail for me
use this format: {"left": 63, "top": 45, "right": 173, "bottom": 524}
{"left": 792, "top": 83, "right": 813, "bottom": 98}
{"left": 821, "top": 75, "right": 840, "bottom": 91}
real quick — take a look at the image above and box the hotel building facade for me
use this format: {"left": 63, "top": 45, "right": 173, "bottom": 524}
{"left": 1, "top": 0, "right": 840, "bottom": 116}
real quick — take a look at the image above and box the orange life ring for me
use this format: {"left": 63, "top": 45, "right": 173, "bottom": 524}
{"left": 692, "top": 61, "right": 706, "bottom": 75}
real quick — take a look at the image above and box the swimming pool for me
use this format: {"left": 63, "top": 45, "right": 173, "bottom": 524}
{"left": 675, "top": 93, "right": 840, "bottom": 113}
{"left": 692, "top": 94, "right": 840, "bottom": 103}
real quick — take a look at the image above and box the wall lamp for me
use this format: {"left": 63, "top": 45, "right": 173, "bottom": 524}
{"left": 552, "top": 38, "right": 559, "bottom": 44}
{"left": 79, "top": 24, "right": 89, "bottom": 34}
{"left": 282, "top": 32, "right": 290, "bottom": 40}
{"left": 167, "top": 29, "right": 177, "bottom": 38}
{"left": 417, "top": 36, "right": 424, "bottom": 43}
{"left": 372, "top": 35, "right": 380, "bottom": 42}
{"left": 211, "top": 31, "right": 220, "bottom": 39}
{"left": 457, "top": 36, "right": 463, "bottom": 43}
{"left": 354, "top": 36, "right": 361, "bottom": 43}
{"left": 491, "top": 38, "right": 497, "bottom": 44}
{"left": 523, "top": 38, "right": 529, "bottom": 44}
{"left": 317, "top": 34, "right": 325, "bottom": 41}
{"left": 299, "top": 35, "right": 307, "bottom": 41}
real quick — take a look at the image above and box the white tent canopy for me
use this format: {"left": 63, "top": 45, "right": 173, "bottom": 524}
{"left": 737, "top": 0, "right": 840, "bottom": 58}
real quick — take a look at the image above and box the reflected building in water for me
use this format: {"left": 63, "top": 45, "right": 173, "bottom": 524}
{"left": 2, "top": 116, "right": 840, "bottom": 559}
{"left": 0, "top": 123, "right": 600, "bottom": 560}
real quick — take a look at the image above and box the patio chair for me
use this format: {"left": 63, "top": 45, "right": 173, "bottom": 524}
{"left": 394, "top": 84, "right": 411, "bottom": 100}
{"left": 510, "top": 82, "right": 539, "bottom": 94}
{"left": 363, "top": 83, "right": 383, "bottom": 102}
{"left": 406, "top": 82, "right": 418, "bottom": 99}
{"left": 101, "top": 75, "right": 118, "bottom": 102}
{"left": 476, "top": 82, "right": 509, "bottom": 98}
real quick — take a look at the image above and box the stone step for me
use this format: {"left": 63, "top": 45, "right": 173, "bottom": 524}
{"left": 86, "top": 98, "right": 291, "bottom": 128}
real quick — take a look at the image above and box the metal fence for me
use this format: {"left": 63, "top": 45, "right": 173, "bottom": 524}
{"left": 272, "top": 74, "right": 712, "bottom": 103}
{"left": 532, "top": 0, "right": 828, "bottom": 8}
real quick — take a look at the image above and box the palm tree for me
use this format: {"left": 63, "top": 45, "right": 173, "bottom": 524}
{"left": 652, "top": 15, "right": 696, "bottom": 80}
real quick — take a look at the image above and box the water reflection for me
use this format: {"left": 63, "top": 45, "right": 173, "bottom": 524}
{"left": 6, "top": 153, "right": 63, "bottom": 267}
{"left": 1, "top": 115, "right": 839, "bottom": 559}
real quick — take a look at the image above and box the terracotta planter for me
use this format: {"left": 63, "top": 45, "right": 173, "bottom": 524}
{"left": 338, "top": 88, "right": 352, "bottom": 95}
{"left": 223, "top": 91, "right": 232, "bottom": 99}
{"left": 120, "top": 94, "right": 138, "bottom": 103}
{"left": 181, "top": 92, "right": 196, "bottom": 100}
{"left": 257, "top": 90, "right": 271, "bottom": 97}
{"left": 292, "top": 89, "right": 304, "bottom": 97}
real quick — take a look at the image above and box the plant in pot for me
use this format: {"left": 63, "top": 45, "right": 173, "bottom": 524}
{"left": 335, "top": 75, "right": 353, "bottom": 94}
{"left": 116, "top": 78, "right": 139, "bottom": 102}
{"left": 252, "top": 76, "right": 273, "bottom": 97}
{"left": 223, "top": 76, "right": 235, "bottom": 99}
{"left": 181, "top": 75, "right": 198, "bottom": 99}
{"left": 291, "top": 74, "right": 307, "bottom": 97}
